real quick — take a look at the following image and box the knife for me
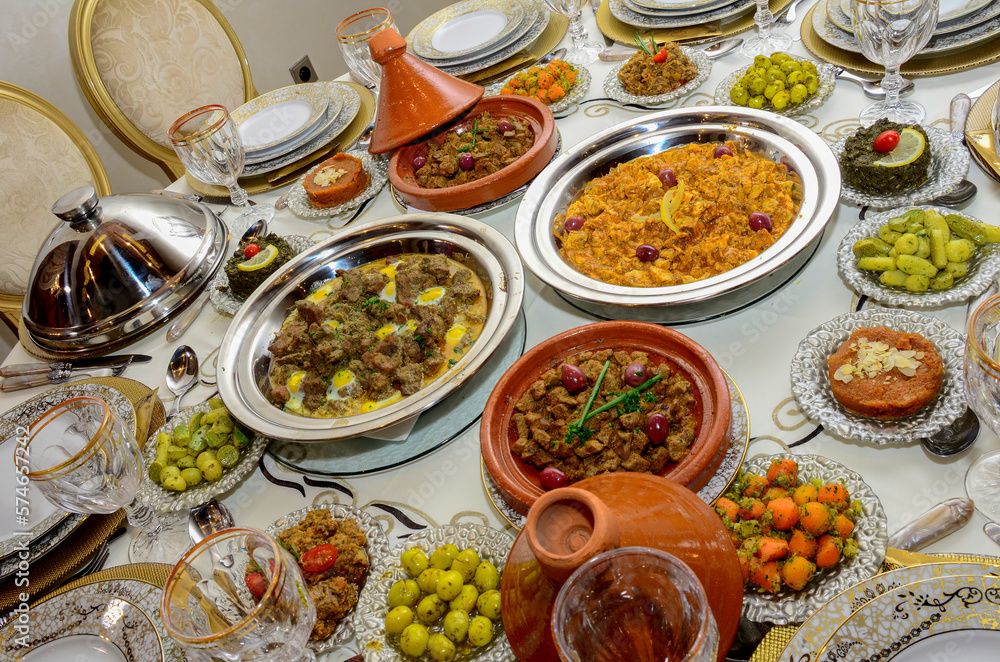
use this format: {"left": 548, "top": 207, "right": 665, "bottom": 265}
{"left": 0, "top": 354, "right": 151, "bottom": 378}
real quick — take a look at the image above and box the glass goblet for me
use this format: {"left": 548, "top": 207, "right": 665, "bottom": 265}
{"left": 964, "top": 293, "right": 1000, "bottom": 523}
{"left": 336, "top": 8, "right": 397, "bottom": 91}
{"left": 541, "top": 0, "right": 604, "bottom": 66}
{"left": 161, "top": 528, "right": 317, "bottom": 662}
{"left": 851, "top": 0, "right": 939, "bottom": 125}
{"left": 739, "top": 0, "right": 794, "bottom": 58}
{"left": 168, "top": 104, "right": 273, "bottom": 237}
{"left": 552, "top": 547, "right": 719, "bottom": 662}
{"left": 20, "top": 395, "right": 189, "bottom": 564}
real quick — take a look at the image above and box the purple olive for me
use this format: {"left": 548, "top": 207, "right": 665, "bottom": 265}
{"left": 636, "top": 244, "right": 659, "bottom": 262}
{"left": 564, "top": 216, "right": 585, "bottom": 232}
{"left": 780, "top": 156, "right": 797, "bottom": 174}
{"left": 657, "top": 168, "right": 677, "bottom": 188}
{"left": 412, "top": 155, "right": 427, "bottom": 170}
{"left": 624, "top": 362, "right": 648, "bottom": 387}
{"left": 498, "top": 119, "right": 514, "bottom": 133}
{"left": 561, "top": 363, "right": 588, "bottom": 393}
{"left": 646, "top": 412, "right": 668, "bottom": 445}
{"left": 749, "top": 212, "right": 773, "bottom": 231}
{"left": 714, "top": 145, "right": 734, "bottom": 158}
{"left": 458, "top": 153, "right": 475, "bottom": 171}
{"left": 540, "top": 466, "right": 569, "bottom": 490}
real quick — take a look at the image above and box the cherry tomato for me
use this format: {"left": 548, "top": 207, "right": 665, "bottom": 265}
{"left": 653, "top": 49, "right": 667, "bottom": 63}
{"left": 244, "top": 243, "right": 260, "bottom": 259}
{"left": 540, "top": 466, "right": 569, "bottom": 490}
{"left": 245, "top": 572, "right": 268, "bottom": 598}
{"left": 561, "top": 364, "right": 588, "bottom": 393}
{"left": 300, "top": 544, "right": 339, "bottom": 573}
{"left": 873, "top": 130, "right": 900, "bottom": 153}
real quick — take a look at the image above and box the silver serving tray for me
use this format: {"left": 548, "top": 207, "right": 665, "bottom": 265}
{"left": 514, "top": 106, "right": 842, "bottom": 322}
{"left": 216, "top": 214, "right": 524, "bottom": 441}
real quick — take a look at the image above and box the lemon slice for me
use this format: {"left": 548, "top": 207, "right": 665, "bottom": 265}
{"left": 874, "top": 128, "right": 925, "bottom": 167}
{"left": 237, "top": 244, "right": 279, "bottom": 271}
{"left": 659, "top": 180, "right": 684, "bottom": 233}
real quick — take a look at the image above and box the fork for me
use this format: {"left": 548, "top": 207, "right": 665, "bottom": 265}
{"left": 775, "top": 0, "right": 807, "bottom": 24}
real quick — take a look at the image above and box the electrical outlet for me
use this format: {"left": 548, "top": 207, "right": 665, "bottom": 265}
{"left": 289, "top": 55, "right": 319, "bottom": 84}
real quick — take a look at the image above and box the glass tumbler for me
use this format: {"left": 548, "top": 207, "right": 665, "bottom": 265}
{"left": 20, "top": 395, "right": 189, "bottom": 564}
{"left": 964, "top": 293, "right": 1000, "bottom": 522}
{"left": 161, "top": 528, "right": 317, "bottom": 662}
{"left": 337, "top": 8, "right": 397, "bottom": 91}
{"left": 552, "top": 546, "right": 719, "bottom": 662}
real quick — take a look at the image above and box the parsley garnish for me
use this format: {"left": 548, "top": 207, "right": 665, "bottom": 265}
{"left": 457, "top": 119, "right": 479, "bottom": 153}
{"left": 414, "top": 334, "right": 426, "bottom": 348}
{"left": 565, "top": 360, "right": 611, "bottom": 445}
{"left": 361, "top": 296, "right": 380, "bottom": 309}
{"left": 644, "top": 392, "right": 657, "bottom": 403}
{"left": 448, "top": 359, "right": 457, "bottom": 367}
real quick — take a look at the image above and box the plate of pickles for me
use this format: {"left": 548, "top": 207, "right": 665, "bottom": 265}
{"left": 138, "top": 398, "right": 269, "bottom": 512}
{"left": 837, "top": 206, "right": 1000, "bottom": 307}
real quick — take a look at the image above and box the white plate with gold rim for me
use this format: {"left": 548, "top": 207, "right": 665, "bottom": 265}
{"left": 233, "top": 84, "right": 334, "bottom": 156}
{"left": 840, "top": 0, "right": 993, "bottom": 26}
{"left": 409, "top": 0, "right": 528, "bottom": 60}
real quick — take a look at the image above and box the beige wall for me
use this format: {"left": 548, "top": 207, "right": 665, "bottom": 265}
{"left": 0, "top": 0, "right": 453, "bottom": 196}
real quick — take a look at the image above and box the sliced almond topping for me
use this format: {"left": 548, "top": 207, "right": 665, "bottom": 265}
{"left": 839, "top": 336, "right": 923, "bottom": 381}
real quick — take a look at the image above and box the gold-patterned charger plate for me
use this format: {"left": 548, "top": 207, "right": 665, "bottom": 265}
{"left": 408, "top": 0, "right": 530, "bottom": 61}
{"left": 626, "top": 0, "right": 743, "bottom": 16}
{"left": 597, "top": 0, "right": 795, "bottom": 45}
{"left": 232, "top": 84, "right": 332, "bottom": 155}
{"left": 966, "top": 78, "right": 1000, "bottom": 182}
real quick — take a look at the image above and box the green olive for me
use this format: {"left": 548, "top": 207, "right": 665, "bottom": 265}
{"left": 748, "top": 95, "right": 765, "bottom": 110}
{"left": 801, "top": 60, "right": 818, "bottom": 75}
{"left": 771, "top": 90, "right": 791, "bottom": 111}
{"left": 436, "top": 570, "right": 465, "bottom": 601}
{"left": 765, "top": 66, "right": 785, "bottom": 83}
{"left": 804, "top": 73, "right": 819, "bottom": 95}
{"left": 747, "top": 76, "right": 766, "bottom": 96}
{"left": 771, "top": 52, "right": 791, "bottom": 64}
{"left": 788, "top": 83, "right": 808, "bottom": 104}
{"left": 385, "top": 606, "right": 414, "bottom": 636}
{"left": 730, "top": 83, "right": 750, "bottom": 106}
{"left": 468, "top": 615, "right": 494, "bottom": 647}
{"left": 417, "top": 594, "right": 447, "bottom": 624}
{"left": 780, "top": 59, "right": 802, "bottom": 74}
{"left": 427, "top": 633, "right": 457, "bottom": 662}
{"left": 416, "top": 568, "right": 443, "bottom": 594}
{"left": 449, "top": 584, "right": 479, "bottom": 612}
{"left": 476, "top": 590, "right": 502, "bottom": 621}
{"left": 753, "top": 55, "right": 772, "bottom": 69}
{"left": 388, "top": 579, "right": 420, "bottom": 609}
{"left": 786, "top": 70, "right": 804, "bottom": 87}
{"left": 474, "top": 561, "right": 500, "bottom": 592}
{"left": 429, "top": 544, "right": 460, "bottom": 570}
{"left": 450, "top": 549, "right": 480, "bottom": 582}
{"left": 443, "top": 609, "right": 470, "bottom": 643}
{"left": 400, "top": 623, "right": 430, "bottom": 657}
{"left": 180, "top": 467, "right": 202, "bottom": 486}
{"left": 401, "top": 547, "right": 429, "bottom": 577}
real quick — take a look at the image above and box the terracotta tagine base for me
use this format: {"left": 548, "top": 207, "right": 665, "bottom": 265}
{"left": 501, "top": 472, "right": 742, "bottom": 662}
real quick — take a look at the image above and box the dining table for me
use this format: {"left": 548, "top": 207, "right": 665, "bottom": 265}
{"left": 2, "top": 2, "right": 1000, "bottom": 660}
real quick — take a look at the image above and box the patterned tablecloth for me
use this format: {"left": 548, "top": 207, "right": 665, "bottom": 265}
{"left": 2, "top": 3, "right": 999, "bottom": 660}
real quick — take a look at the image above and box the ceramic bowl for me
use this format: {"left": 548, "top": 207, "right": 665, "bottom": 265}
{"left": 389, "top": 95, "right": 558, "bottom": 212}
{"left": 480, "top": 321, "right": 731, "bottom": 515}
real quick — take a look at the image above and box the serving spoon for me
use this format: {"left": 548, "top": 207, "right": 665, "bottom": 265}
{"left": 166, "top": 345, "right": 199, "bottom": 421}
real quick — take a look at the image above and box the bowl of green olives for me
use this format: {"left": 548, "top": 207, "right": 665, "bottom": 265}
{"left": 714, "top": 53, "right": 836, "bottom": 117}
{"left": 138, "top": 399, "right": 269, "bottom": 512}
{"left": 353, "top": 523, "right": 514, "bottom": 662}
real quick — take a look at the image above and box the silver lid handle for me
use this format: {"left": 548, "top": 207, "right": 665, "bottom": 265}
{"left": 51, "top": 185, "right": 99, "bottom": 223}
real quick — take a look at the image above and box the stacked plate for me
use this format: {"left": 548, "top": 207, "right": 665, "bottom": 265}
{"left": 231, "top": 82, "right": 362, "bottom": 177}
{"left": 812, "top": 0, "right": 1000, "bottom": 58}
{"left": 406, "top": 0, "right": 552, "bottom": 76}
{"left": 608, "top": 0, "right": 758, "bottom": 29}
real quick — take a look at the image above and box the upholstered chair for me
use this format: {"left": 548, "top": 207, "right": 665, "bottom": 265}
{"left": 70, "top": 0, "right": 256, "bottom": 181}
{"left": 0, "top": 82, "right": 112, "bottom": 333}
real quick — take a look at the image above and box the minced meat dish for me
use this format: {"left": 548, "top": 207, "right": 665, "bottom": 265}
{"left": 268, "top": 254, "right": 487, "bottom": 418}
{"left": 277, "top": 510, "right": 369, "bottom": 640}
{"left": 511, "top": 349, "right": 698, "bottom": 483}
{"left": 617, "top": 43, "right": 697, "bottom": 96}
{"left": 414, "top": 111, "right": 535, "bottom": 189}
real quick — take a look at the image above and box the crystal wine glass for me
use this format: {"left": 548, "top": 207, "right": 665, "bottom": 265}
{"left": 552, "top": 547, "right": 719, "bottom": 662}
{"left": 336, "top": 8, "right": 397, "bottom": 91}
{"left": 964, "top": 293, "right": 1000, "bottom": 524}
{"left": 168, "top": 104, "right": 273, "bottom": 236}
{"left": 541, "top": 0, "right": 604, "bottom": 66}
{"left": 20, "top": 395, "right": 189, "bottom": 564}
{"left": 740, "top": 0, "right": 794, "bottom": 57}
{"left": 161, "top": 528, "right": 317, "bottom": 662}
{"left": 850, "top": 0, "right": 939, "bottom": 125}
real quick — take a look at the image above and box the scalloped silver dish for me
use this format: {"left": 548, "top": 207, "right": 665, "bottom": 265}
{"left": 354, "top": 523, "right": 514, "bottom": 662}
{"left": 713, "top": 61, "right": 836, "bottom": 118}
{"left": 837, "top": 206, "right": 1000, "bottom": 307}
{"left": 610, "top": 0, "right": 755, "bottom": 27}
{"left": 435, "top": 9, "right": 550, "bottom": 77}
{"left": 138, "top": 401, "right": 269, "bottom": 512}
{"left": 485, "top": 65, "right": 592, "bottom": 115}
{"left": 265, "top": 503, "right": 392, "bottom": 655}
{"left": 210, "top": 235, "right": 316, "bottom": 316}
{"left": 831, "top": 126, "right": 969, "bottom": 209}
{"left": 603, "top": 48, "right": 711, "bottom": 105}
{"left": 287, "top": 151, "right": 389, "bottom": 220}
{"left": 740, "top": 453, "right": 888, "bottom": 625}
{"left": 790, "top": 309, "right": 966, "bottom": 445}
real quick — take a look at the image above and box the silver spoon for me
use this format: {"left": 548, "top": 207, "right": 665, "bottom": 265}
{"left": 241, "top": 218, "right": 268, "bottom": 242}
{"left": 189, "top": 500, "right": 235, "bottom": 545}
{"left": 834, "top": 67, "right": 914, "bottom": 100}
{"left": 920, "top": 408, "right": 980, "bottom": 456}
{"left": 933, "top": 93, "right": 977, "bottom": 207}
{"left": 166, "top": 345, "right": 199, "bottom": 420}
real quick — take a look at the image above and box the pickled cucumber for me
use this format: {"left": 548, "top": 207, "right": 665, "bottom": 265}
{"left": 149, "top": 403, "right": 251, "bottom": 493}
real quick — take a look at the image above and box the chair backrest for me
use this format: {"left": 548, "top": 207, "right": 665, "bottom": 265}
{"left": 70, "top": 0, "right": 256, "bottom": 180}
{"left": 0, "top": 82, "right": 112, "bottom": 333}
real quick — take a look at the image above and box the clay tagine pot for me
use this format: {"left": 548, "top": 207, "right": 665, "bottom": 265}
{"left": 366, "top": 27, "right": 484, "bottom": 155}
{"left": 481, "top": 321, "right": 731, "bottom": 516}
{"left": 501, "top": 473, "right": 743, "bottom": 662}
